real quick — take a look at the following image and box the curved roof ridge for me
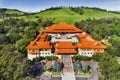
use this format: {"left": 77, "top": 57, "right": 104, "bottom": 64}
{"left": 45, "top": 22, "right": 82, "bottom": 33}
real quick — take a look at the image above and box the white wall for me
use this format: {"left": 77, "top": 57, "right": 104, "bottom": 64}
{"left": 40, "top": 51, "right": 52, "bottom": 57}
{"left": 28, "top": 53, "right": 40, "bottom": 60}
{"left": 78, "top": 49, "right": 93, "bottom": 57}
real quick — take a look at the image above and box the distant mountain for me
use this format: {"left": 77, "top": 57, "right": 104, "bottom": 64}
{"left": 0, "top": 8, "right": 25, "bottom": 15}
{"left": 0, "top": 7, "right": 120, "bottom": 23}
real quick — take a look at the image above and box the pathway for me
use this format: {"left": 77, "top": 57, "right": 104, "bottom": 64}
{"left": 62, "top": 55, "right": 76, "bottom": 80}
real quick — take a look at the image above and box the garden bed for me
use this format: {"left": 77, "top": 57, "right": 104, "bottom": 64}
{"left": 75, "top": 69, "right": 92, "bottom": 77}
{"left": 45, "top": 71, "right": 61, "bottom": 77}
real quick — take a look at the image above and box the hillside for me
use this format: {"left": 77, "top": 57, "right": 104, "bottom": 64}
{"left": 22, "top": 7, "right": 120, "bottom": 23}
{"left": 1, "top": 7, "right": 120, "bottom": 23}
{"left": 0, "top": 8, "right": 25, "bottom": 21}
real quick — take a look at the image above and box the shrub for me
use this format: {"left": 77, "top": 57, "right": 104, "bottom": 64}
{"left": 92, "top": 54, "right": 102, "bottom": 61}
{"left": 80, "top": 56, "right": 91, "bottom": 60}
{"left": 45, "top": 56, "right": 58, "bottom": 60}
{"left": 72, "top": 55, "right": 91, "bottom": 61}
{"left": 33, "top": 56, "right": 45, "bottom": 62}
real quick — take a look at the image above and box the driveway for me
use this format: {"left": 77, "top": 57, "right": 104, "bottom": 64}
{"left": 88, "top": 61, "right": 100, "bottom": 80}
{"left": 39, "top": 61, "right": 100, "bottom": 80}
{"left": 76, "top": 61, "right": 100, "bottom": 80}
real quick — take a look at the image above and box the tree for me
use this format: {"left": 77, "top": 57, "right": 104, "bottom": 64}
{"left": 28, "top": 21, "right": 38, "bottom": 27}
{"left": 106, "top": 46, "right": 117, "bottom": 57}
{"left": 74, "top": 18, "right": 118, "bottom": 40}
{"left": 109, "top": 35, "right": 120, "bottom": 57}
{"left": 8, "top": 33, "right": 21, "bottom": 43}
{"left": 0, "top": 26, "right": 6, "bottom": 33}
{"left": 71, "top": 7, "right": 84, "bottom": 15}
{"left": 59, "top": 62, "right": 64, "bottom": 70}
{"left": 24, "top": 28, "right": 38, "bottom": 40}
{"left": 99, "top": 52, "right": 120, "bottom": 80}
{"left": 81, "top": 63, "right": 89, "bottom": 72}
{"left": 33, "top": 56, "right": 45, "bottom": 62}
{"left": 72, "top": 55, "right": 91, "bottom": 61}
{"left": 73, "top": 60, "right": 82, "bottom": 71}
{"left": 23, "top": 62, "right": 44, "bottom": 78}
{"left": 0, "top": 34, "right": 8, "bottom": 44}
{"left": 37, "top": 18, "right": 42, "bottom": 23}
{"left": 17, "top": 39, "right": 30, "bottom": 53}
{"left": 92, "top": 54, "right": 102, "bottom": 61}
{"left": 52, "top": 60, "right": 61, "bottom": 71}
{"left": 45, "top": 56, "right": 58, "bottom": 60}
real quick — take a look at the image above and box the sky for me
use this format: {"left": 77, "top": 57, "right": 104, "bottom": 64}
{"left": 0, "top": 0, "right": 120, "bottom": 12}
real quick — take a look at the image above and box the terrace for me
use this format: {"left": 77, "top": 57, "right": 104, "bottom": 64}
{"left": 50, "top": 34, "right": 79, "bottom": 43}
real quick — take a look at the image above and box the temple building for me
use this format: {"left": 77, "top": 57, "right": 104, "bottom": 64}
{"left": 26, "top": 22, "right": 106, "bottom": 60}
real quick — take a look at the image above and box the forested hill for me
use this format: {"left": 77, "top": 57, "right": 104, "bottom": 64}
{"left": 0, "top": 7, "right": 120, "bottom": 23}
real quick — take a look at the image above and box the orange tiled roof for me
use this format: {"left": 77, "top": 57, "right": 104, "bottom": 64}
{"left": 56, "top": 49, "right": 77, "bottom": 54}
{"left": 26, "top": 22, "right": 106, "bottom": 51}
{"left": 74, "top": 43, "right": 81, "bottom": 48}
{"left": 55, "top": 41, "right": 75, "bottom": 49}
{"left": 77, "top": 33, "right": 106, "bottom": 49}
{"left": 78, "top": 33, "right": 94, "bottom": 41}
{"left": 45, "top": 22, "right": 82, "bottom": 33}
{"left": 80, "top": 41, "right": 106, "bottom": 49}
{"left": 26, "top": 42, "right": 40, "bottom": 49}
{"left": 34, "top": 33, "right": 47, "bottom": 42}
{"left": 41, "top": 33, "right": 47, "bottom": 38}
{"left": 27, "top": 41, "right": 52, "bottom": 49}
{"left": 36, "top": 42, "right": 52, "bottom": 49}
